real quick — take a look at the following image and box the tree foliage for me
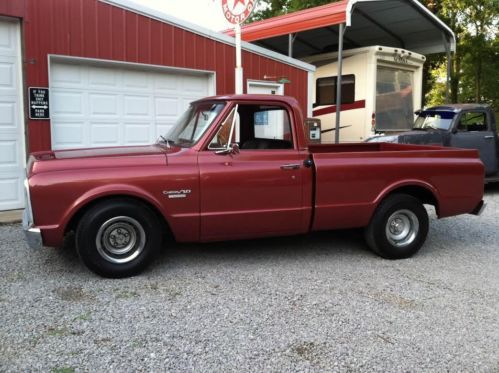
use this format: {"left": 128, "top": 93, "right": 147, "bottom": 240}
{"left": 249, "top": 0, "right": 499, "bottom": 111}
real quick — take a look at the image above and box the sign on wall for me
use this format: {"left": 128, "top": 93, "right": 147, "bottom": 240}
{"left": 29, "top": 87, "right": 50, "bottom": 120}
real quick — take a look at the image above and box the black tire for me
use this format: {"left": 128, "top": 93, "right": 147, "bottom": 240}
{"left": 75, "top": 199, "right": 161, "bottom": 278}
{"left": 364, "top": 193, "right": 429, "bottom": 259}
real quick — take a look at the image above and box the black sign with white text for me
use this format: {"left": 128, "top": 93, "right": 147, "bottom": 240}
{"left": 29, "top": 87, "right": 50, "bottom": 120}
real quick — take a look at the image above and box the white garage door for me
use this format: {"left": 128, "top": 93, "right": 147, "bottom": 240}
{"left": 0, "top": 20, "right": 25, "bottom": 211}
{"left": 50, "top": 60, "right": 212, "bottom": 150}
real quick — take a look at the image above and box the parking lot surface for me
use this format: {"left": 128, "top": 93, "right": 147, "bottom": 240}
{"left": 1, "top": 186, "right": 498, "bottom": 372}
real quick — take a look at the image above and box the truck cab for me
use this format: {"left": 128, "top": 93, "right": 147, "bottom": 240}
{"left": 367, "top": 104, "right": 499, "bottom": 181}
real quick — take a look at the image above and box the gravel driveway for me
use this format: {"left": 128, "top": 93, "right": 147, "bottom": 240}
{"left": 1, "top": 186, "right": 498, "bottom": 372}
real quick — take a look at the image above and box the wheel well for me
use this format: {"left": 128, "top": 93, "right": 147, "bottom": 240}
{"left": 65, "top": 195, "right": 172, "bottom": 239}
{"left": 385, "top": 186, "right": 439, "bottom": 215}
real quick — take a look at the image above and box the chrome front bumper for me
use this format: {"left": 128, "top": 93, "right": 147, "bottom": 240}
{"left": 22, "top": 178, "right": 43, "bottom": 250}
{"left": 23, "top": 212, "right": 43, "bottom": 250}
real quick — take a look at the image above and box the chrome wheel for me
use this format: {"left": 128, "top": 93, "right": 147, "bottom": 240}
{"left": 385, "top": 209, "right": 419, "bottom": 247}
{"left": 96, "top": 216, "right": 146, "bottom": 264}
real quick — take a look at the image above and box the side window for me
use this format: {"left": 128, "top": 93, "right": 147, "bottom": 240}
{"left": 315, "top": 74, "right": 355, "bottom": 106}
{"left": 207, "top": 104, "right": 294, "bottom": 150}
{"left": 458, "top": 112, "right": 487, "bottom": 132}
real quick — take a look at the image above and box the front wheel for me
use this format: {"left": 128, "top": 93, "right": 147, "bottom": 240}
{"left": 76, "top": 199, "right": 161, "bottom": 278}
{"left": 364, "top": 194, "right": 429, "bottom": 259}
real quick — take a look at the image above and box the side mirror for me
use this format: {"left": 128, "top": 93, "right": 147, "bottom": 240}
{"left": 215, "top": 143, "right": 240, "bottom": 155}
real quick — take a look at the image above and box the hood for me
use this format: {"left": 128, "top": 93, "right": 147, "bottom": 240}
{"left": 397, "top": 130, "right": 449, "bottom": 146}
{"left": 367, "top": 130, "right": 450, "bottom": 146}
{"left": 28, "top": 144, "right": 172, "bottom": 176}
{"left": 32, "top": 144, "right": 166, "bottom": 160}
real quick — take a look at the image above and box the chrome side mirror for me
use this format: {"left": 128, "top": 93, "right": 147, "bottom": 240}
{"left": 215, "top": 143, "right": 240, "bottom": 155}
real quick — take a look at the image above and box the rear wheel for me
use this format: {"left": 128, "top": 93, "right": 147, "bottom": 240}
{"left": 76, "top": 199, "right": 161, "bottom": 278}
{"left": 365, "top": 194, "right": 429, "bottom": 259}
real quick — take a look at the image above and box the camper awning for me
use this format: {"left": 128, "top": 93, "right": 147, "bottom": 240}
{"left": 227, "top": 0, "right": 455, "bottom": 57}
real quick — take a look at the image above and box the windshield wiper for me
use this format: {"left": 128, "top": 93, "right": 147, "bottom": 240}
{"left": 157, "top": 135, "right": 174, "bottom": 148}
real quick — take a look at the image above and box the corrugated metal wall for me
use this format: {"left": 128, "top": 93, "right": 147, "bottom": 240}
{"left": 11, "top": 0, "right": 309, "bottom": 152}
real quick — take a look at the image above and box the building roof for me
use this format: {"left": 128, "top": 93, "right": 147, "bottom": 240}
{"left": 99, "top": 0, "right": 315, "bottom": 72}
{"left": 226, "top": 0, "right": 455, "bottom": 58}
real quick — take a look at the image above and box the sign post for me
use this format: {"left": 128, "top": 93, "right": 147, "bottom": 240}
{"left": 222, "top": 0, "right": 257, "bottom": 94}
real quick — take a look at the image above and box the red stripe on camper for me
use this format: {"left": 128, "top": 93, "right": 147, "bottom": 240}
{"left": 312, "top": 100, "right": 366, "bottom": 117}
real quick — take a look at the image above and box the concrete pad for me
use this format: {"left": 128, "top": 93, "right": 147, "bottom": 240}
{"left": 0, "top": 209, "right": 23, "bottom": 224}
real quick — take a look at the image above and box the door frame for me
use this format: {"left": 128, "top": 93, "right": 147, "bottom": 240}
{"left": 247, "top": 79, "right": 284, "bottom": 95}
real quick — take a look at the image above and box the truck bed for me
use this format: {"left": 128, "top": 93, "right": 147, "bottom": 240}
{"left": 309, "top": 142, "right": 484, "bottom": 232}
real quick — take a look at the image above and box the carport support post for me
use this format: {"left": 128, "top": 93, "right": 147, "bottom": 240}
{"left": 335, "top": 23, "right": 345, "bottom": 144}
{"left": 288, "top": 33, "right": 296, "bottom": 57}
{"left": 444, "top": 36, "right": 452, "bottom": 104}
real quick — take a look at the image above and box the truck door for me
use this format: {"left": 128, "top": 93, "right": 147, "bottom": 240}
{"left": 450, "top": 110, "right": 498, "bottom": 175}
{"left": 198, "top": 103, "right": 308, "bottom": 241}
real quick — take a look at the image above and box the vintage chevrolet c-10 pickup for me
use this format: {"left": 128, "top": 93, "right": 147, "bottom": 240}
{"left": 23, "top": 95, "right": 485, "bottom": 277}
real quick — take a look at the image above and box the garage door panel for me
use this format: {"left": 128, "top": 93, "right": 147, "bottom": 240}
{"left": 88, "top": 66, "right": 119, "bottom": 88}
{"left": 51, "top": 61, "right": 211, "bottom": 149}
{"left": 182, "top": 75, "right": 208, "bottom": 93}
{"left": 0, "top": 98, "right": 17, "bottom": 127}
{"left": 123, "top": 95, "right": 152, "bottom": 117}
{"left": 90, "top": 123, "right": 121, "bottom": 146}
{"left": 0, "top": 62, "right": 15, "bottom": 90}
{"left": 124, "top": 123, "right": 152, "bottom": 144}
{"left": 0, "top": 176, "right": 20, "bottom": 203}
{"left": 52, "top": 122, "right": 85, "bottom": 148}
{"left": 123, "top": 70, "right": 151, "bottom": 90}
{"left": 155, "top": 97, "right": 179, "bottom": 118}
{"left": 154, "top": 74, "right": 179, "bottom": 92}
{"left": 0, "top": 23, "right": 16, "bottom": 55}
{"left": 51, "top": 64, "right": 83, "bottom": 87}
{"left": 0, "top": 140, "right": 18, "bottom": 166}
{"left": 89, "top": 93, "right": 119, "bottom": 116}
{"left": 52, "top": 91, "right": 84, "bottom": 116}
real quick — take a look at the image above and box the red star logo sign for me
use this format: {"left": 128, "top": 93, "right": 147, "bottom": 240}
{"left": 222, "top": 0, "right": 256, "bottom": 24}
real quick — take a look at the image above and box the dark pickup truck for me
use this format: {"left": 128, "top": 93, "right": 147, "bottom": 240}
{"left": 367, "top": 104, "right": 499, "bottom": 183}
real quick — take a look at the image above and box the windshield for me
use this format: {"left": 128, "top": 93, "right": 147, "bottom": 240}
{"left": 413, "top": 111, "right": 455, "bottom": 130}
{"left": 162, "top": 102, "right": 225, "bottom": 147}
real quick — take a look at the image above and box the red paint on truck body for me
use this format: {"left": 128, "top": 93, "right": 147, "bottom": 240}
{"left": 26, "top": 95, "right": 485, "bottom": 248}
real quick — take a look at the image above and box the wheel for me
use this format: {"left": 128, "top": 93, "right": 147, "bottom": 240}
{"left": 75, "top": 199, "right": 161, "bottom": 278}
{"left": 364, "top": 193, "right": 429, "bottom": 259}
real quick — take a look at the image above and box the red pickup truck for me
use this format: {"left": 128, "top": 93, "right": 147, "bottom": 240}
{"left": 23, "top": 95, "right": 485, "bottom": 277}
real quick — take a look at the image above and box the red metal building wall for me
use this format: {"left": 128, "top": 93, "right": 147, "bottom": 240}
{"left": 3, "top": 0, "right": 309, "bottom": 152}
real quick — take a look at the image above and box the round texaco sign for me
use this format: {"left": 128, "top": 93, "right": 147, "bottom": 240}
{"left": 222, "top": 0, "right": 257, "bottom": 24}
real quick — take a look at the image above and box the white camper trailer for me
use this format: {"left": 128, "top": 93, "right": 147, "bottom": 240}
{"left": 304, "top": 46, "right": 426, "bottom": 143}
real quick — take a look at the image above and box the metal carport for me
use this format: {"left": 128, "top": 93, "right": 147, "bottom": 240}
{"left": 228, "top": 0, "right": 456, "bottom": 142}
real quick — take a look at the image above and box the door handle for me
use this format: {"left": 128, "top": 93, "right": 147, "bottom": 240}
{"left": 280, "top": 163, "right": 300, "bottom": 170}
{"left": 484, "top": 135, "right": 494, "bottom": 139}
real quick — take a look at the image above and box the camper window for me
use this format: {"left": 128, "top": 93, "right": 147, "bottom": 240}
{"left": 315, "top": 75, "right": 355, "bottom": 106}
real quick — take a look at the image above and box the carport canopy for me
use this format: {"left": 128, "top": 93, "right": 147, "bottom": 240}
{"left": 227, "top": 0, "right": 456, "bottom": 143}
{"left": 230, "top": 0, "right": 455, "bottom": 57}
